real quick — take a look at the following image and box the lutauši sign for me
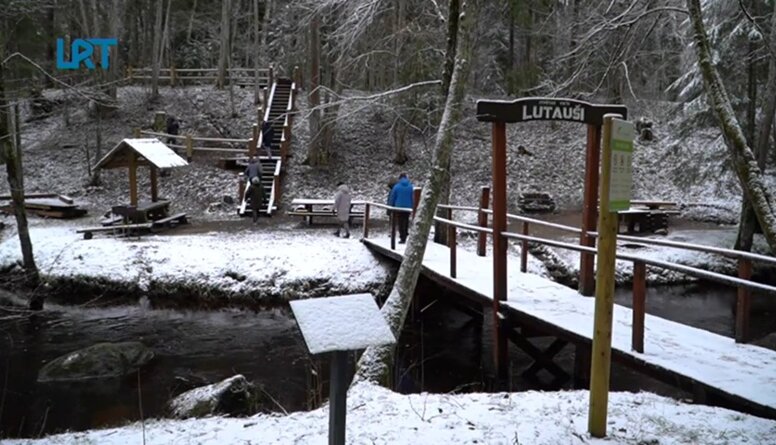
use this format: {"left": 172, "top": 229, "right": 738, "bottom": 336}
{"left": 476, "top": 97, "right": 627, "bottom": 126}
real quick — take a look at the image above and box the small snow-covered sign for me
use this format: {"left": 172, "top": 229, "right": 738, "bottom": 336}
{"left": 290, "top": 293, "right": 395, "bottom": 355}
{"left": 608, "top": 118, "right": 634, "bottom": 212}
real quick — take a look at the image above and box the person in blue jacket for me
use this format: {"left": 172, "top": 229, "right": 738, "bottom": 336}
{"left": 388, "top": 173, "right": 414, "bottom": 243}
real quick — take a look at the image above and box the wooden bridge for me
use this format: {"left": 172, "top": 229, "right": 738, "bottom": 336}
{"left": 360, "top": 200, "right": 776, "bottom": 420}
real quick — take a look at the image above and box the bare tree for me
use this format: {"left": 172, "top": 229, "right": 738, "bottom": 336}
{"left": 151, "top": 0, "right": 164, "bottom": 99}
{"left": 0, "top": 60, "right": 40, "bottom": 301}
{"left": 217, "top": 0, "right": 231, "bottom": 89}
{"left": 354, "top": 0, "right": 476, "bottom": 385}
{"left": 687, "top": 0, "right": 776, "bottom": 253}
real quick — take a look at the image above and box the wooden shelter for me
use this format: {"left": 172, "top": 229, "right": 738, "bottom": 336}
{"left": 95, "top": 138, "right": 188, "bottom": 205}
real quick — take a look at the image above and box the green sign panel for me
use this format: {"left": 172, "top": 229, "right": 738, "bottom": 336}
{"left": 608, "top": 119, "right": 634, "bottom": 212}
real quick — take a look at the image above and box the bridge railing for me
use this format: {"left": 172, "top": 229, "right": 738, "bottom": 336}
{"left": 435, "top": 204, "right": 776, "bottom": 349}
{"left": 361, "top": 200, "right": 776, "bottom": 350}
{"left": 361, "top": 202, "right": 413, "bottom": 251}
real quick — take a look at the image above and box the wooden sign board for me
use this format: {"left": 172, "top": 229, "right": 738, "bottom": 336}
{"left": 476, "top": 97, "right": 628, "bottom": 126}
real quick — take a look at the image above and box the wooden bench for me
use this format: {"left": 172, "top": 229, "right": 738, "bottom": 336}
{"left": 152, "top": 212, "right": 188, "bottom": 228}
{"left": 76, "top": 223, "right": 154, "bottom": 240}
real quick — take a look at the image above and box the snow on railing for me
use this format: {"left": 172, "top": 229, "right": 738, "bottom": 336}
{"left": 361, "top": 200, "right": 776, "bottom": 349}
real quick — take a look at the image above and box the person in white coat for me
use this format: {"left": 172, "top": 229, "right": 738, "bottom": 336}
{"left": 333, "top": 182, "right": 352, "bottom": 238}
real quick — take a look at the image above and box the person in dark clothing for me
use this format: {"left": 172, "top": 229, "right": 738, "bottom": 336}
{"left": 261, "top": 121, "right": 274, "bottom": 158}
{"left": 244, "top": 157, "right": 261, "bottom": 183}
{"left": 249, "top": 176, "right": 265, "bottom": 223}
{"left": 388, "top": 173, "right": 414, "bottom": 244}
{"left": 166, "top": 116, "right": 180, "bottom": 147}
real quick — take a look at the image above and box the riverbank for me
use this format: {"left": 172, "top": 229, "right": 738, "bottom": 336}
{"left": 0, "top": 218, "right": 395, "bottom": 308}
{"left": 6, "top": 380, "right": 775, "bottom": 444}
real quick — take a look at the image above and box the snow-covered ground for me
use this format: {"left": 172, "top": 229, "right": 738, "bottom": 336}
{"left": 6, "top": 381, "right": 775, "bottom": 445}
{"left": 0, "top": 221, "right": 393, "bottom": 303}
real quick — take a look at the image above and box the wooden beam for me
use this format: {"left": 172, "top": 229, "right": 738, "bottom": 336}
{"left": 129, "top": 152, "right": 138, "bottom": 206}
{"left": 579, "top": 124, "right": 601, "bottom": 296}
{"left": 477, "top": 186, "right": 490, "bottom": 256}
{"left": 492, "top": 120, "right": 509, "bottom": 387}
{"left": 150, "top": 167, "right": 159, "bottom": 202}
{"left": 588, "top": 115, "right": 621, "bottom": 438}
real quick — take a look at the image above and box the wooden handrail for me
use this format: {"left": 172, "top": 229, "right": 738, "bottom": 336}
{"left": 139, "top": 130, "right": 249, "bottom": 145}
{"left": 432, "top": 207, "right": 774, "bottom": 349}
{"left": 438, "top": 204, "right": 776, "bottom": 266}
{"left": 364, "top": 201, "right": 413, "bottom": 213}
{"left": 267, "top": 160, "right": 282, "bottom": 215}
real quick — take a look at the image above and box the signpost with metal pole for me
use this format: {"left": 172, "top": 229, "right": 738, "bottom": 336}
{"left": 290, "top": 293, "right": 396, "bottom": 445}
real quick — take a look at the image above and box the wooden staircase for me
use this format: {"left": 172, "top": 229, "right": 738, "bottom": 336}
{"left": 238, "top": 77, "right": 296, "bottom": 217}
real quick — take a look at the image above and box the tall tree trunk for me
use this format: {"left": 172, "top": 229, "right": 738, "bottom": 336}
{"left": 0, "top": 61, "right": 40, "bottom": 300}
{"left": 687, "top": 0, "right": 776, "bottom": 254}
{"left": 46, "top": 1, "right": 57, "bottom": 87}
{"left": 354, "top": 0, "right": 475, "bottom": 386}
{"left": 307, "top": 11, "right": 329, "bottom": 165}
{"left": 434, "top": 0, "right": 462, "bottom": 245}
{"left": 217, "top": 0, "right": 231, "bottom": 89}
{"left": 186, "top": 0, "right": 198, "bottom": 42}
{"left": 736, "top": 22, "right": 762, "bottom": 252}
{"left": 253, "top": 0, "right": 261, "bottom": 104}
{"left": 151, "top": 0, "right": 163, "bottom": 99}
{"left": 108, "top": 0, "right": 124, "bottom": 99}
{"left": 756, "top": 0, "right": 776, "bottom": 169}
{"left": 160, "top": 0, "right": 172, "bottom": 68}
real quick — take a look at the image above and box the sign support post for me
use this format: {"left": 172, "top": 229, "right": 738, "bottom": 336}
{"left": 588, "top": 114, "right": 633, "bottom": 438}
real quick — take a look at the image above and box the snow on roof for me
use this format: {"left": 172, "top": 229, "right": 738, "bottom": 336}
{"left": 290, "top": 293, "right": 395, "bottom": 354}
{"left": 96, "top": 138, "right": 188, "bottom": 170}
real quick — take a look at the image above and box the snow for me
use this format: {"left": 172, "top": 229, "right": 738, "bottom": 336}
{"left": 0, "top": 224, "right": 391, "bottom": 300}
{"left": 365, "top": 237, "right": 776, "bottom": 414}
{"left": 98, "top": 138, "right": 189, "bottom": 169}
{"left": 6, "top": 381, "right": 775, "bottom": 445}
{"left": 290, "top": 293, "right": 395, "bottom": 354}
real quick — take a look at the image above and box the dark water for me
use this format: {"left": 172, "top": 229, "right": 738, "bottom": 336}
{"left": 1, "top": 278, "right": 775, "bottom": 439}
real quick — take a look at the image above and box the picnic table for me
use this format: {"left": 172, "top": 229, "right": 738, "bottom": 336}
{"left": 617, "top": 201, "right": 681, "bottom": 234}
{"left": 288, "top": 198, "right": 366, "bottom": 225}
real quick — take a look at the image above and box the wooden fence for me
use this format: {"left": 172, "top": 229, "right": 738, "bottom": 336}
{"left": 127, "top": 66, "right": 273, "bottom": 88}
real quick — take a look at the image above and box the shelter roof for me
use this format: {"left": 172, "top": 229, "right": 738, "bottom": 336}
{"left": 95, "top": 138, "right": 188, "bottom": 170}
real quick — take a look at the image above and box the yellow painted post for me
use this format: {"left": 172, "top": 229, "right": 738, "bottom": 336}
{"left": 588, "top": 114, "right": 623, "bottom": 438}
{"left": 133, "top": 128, "right": 141, "bottom": 138}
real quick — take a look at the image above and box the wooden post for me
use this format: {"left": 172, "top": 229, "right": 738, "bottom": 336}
{"left": 127, "top": 66, "right": 133, "bottom": 81}
{"left": 588, "top": 115, "right": 620, "bottom": 438}
{"left": 491, "top": 121, "right": 509, "bottom": 387}
{"left": 249, "top": 123, "right": 259, "bottom": 157}
{"left": 736, "top": 258, "right": 752, "bottom": 343}
{"left": 390, "top": 209, "right": 396, "bottom": 250}
{"left": 362, "top": 203, "right": 371, "bottom": 239}
{"left": 185, "top": 135, "right": 193, "bottom": 162}
{"left": 150, "top": 167, "right": 158, "bottom": 202}
{"left": 133, "top": 128, "right": 141, "bottom": 138}
{"left": 411, "top": 187, "right": 421, "bottom": 218}
{"left": 170, "top": 66, "right": 177, "bottom": 86}
{"left": 237, "top": 173, "right": 245, "bottom": 205}
{"left": 293, "top": 65, "right": 300, "bottom": 89}
{"left": 573, "top": 343, "right": 591, "bottom": 389}
{"left": 153, "top": 111, "right": 166, "bottom": 132}
{"left": 632, "top": 261, "right": 646, "bottom": 353}
{"left": 129, "top": 152, "right": 138, "bottom": 206}
{"left": 329, "top": 350, "right": 347, "bottom": 445}
{"left": 477, "top": 186, "right": 490, "bottom": 256}
{"left": 520, "top": 221, "right": 529, "bottom": 273}
{"left": 269, "top": 64, "right": 274, "bottom": 87}
{"left": 579, "top": 124, "right": 602, "bottom": 296}
{"left": 262, "top": 88, "right": 268, "bottom": 118}
{"left": 447, "top": 207, "right": 456, "bottom": 278}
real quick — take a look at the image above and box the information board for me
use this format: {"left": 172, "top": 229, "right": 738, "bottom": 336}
{"left": 608, "top": 119, "right": 634, "bottom": 212}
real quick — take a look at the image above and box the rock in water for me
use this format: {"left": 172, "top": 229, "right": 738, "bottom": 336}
{"left": 169, "top": 374, "right": 258, "bottom": 419}
{"left": 37, "top": 342, "right": 154, "bottom": 383}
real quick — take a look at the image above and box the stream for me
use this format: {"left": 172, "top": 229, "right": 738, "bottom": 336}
{"left": 1, "top": 277, "right": 774, "bottom": 438}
